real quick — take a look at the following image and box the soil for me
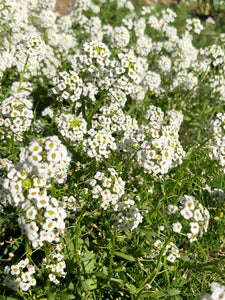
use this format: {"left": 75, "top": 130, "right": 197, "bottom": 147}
{"left": 55, "top": 0, "right": 76, "bottom": 16}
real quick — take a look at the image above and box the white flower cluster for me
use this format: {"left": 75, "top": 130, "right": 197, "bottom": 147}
{"left": 0, "top": 95, "right": 33, "bottom": 141}
{"left": 185, "top": 18, "right": 203, "bottom": 34}
{"left": 209, "top": 74, "right": 225, "bottom": 102}
{"left": 209, "top": 113, "right": 225, "bottom": 170}
{"left": 112, "top": 199, "right": 143, "bottom": 231}
{"left": 83, "top": 16, "right": 103, "bottom": 41}
{"left": 15, "top": 34, "right": 46, "bottom": 75}
{"left": 55, "top": 108, "right": 87, "bottom": 144}
{"left": 135, "top": 106, "right": 185, "bottom": 175}
{"left": 44, "top": 251, "right": 67, "bottom": 285}
{"left": 17, "top": 193, "right": 67, "bottom": 247}
{"left": 135, "top": 36, "right": 152, "bottom": 57}
{"left": 210, "top": 188, "right": 225, "bottom": 205}
{"left": 51, "top": 70, "right": 83, "bottom": 103}
{"left": 83, "top": 128, "right": 117, "bottom": 161}
{"left": 199, "top": 282, "right": 225, "bottom": 300}
{"left": 153, "top": 240, "right": 180, "bottom": 263}
{"left": 72, "top": 41, "right": 111, "bottom": 71}
{"left": 116, "top": 0, "right": 134, "bottom": 11}
{"left": 93, "top": 103, "right": 138, "bottom": 135}
{"left": 109, "top": 26, "right": 130, "bottom": 49}
{"left": 200, "top": 45, "right": 225, "bottom": 67}
{"left": 157, "top": 55, "right": 172, "bottom": 73}
{"left": 62, "top": 195, "right": 77, "bottom": 213}
{"left": 112, "top": 51, "right": 147, "bottom": 93}
{"left": 22, "top": 34, "right": 46, "bottom": 57}
{"left": 167, "top": 195, "right": 210, "bottom": 243}
{"left": 143, "top": 71, "right": 161, "bottom": 92}
{"left": 88, "top": 168, "right": 142, "bottom": 230}
{"left": 4, "top": 258, "right": 36, "bottom": 291}
{"left": 89, "top": 168, "right": 125, "bottom": 209}
{"left": 18, "top": 136, "right": 72, "bottom": 184}
{"left": 171, "top": 69, "right": 198, "bottom": 91}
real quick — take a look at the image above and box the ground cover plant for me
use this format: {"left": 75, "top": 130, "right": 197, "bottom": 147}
{"left": 1, "top": 0, "right": 225, "bottom": 299}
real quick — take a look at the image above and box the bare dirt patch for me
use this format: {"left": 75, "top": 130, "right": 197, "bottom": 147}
{"left": 55, "top": 0, "right": 75, "bottom": 16}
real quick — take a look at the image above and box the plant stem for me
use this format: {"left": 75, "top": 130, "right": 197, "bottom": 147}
{"left": 75, "top": 207, "right": 86, "bottom": 286}
{"left": 196, "top": 240, "right": 208, "bottom": 261}
{"left": 135, "top": 238, "right": 170, "bottom": 300}
{"left": 16, "top": 288, "right": 28, "bottom": 300}
{"left": 48, "top": 102, "right": 62, "bottom": 135}
{"left": 107, "top": 232, "right": 116, "bottom": 284}
{"left": 18, "top": 54, "right": 30, "bottom": 93}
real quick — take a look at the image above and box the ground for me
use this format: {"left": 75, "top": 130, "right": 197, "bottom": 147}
{"left": 55, "top": 0, "right": 75, "bottom": 16}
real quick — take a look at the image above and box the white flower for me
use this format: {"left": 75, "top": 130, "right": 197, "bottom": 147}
{"left": 28, "top": 142, "right": 42, "bottom": 153}
{"left": 40, "top": 230, "right": 55, "bottom": 242}
{"left": 24, "top": 221, "right": 39, "bottom": 241}
{"left": 49, "top": 273, "right": 56, "bottom": 282}
{"left": 154, "top": 240, "right": 163, "bottom": 249}
{"left": 44, "top": 206, "right": 57, "bottom": 219}
{"left": 211, "top": 286, "right": 225, "bottom": 300}
{"left": 27, "top": 188, "right": 40, "bottom": 200}
{"left": 21, "top": 272, "right": 32, "bottom": 282}
{"left": 180, "top": 207, "right": 193, "bottom": 219}
{"left": 25, "top": 206, "right": 37, "bottom": 220}
{"left": 42, "top": 219, "right": 56, "bottom": 231}
{"left": 190, "top": 222, "right": 200, "bottom": 235}
{"left": 199, "top": 293, "right": 212, "bottom": 300}
{"left": 187, "top": 233, "right": 197, "bottom": 243}
{"left": 11, "top": 265, "right": 20, "bottom": 276}
{"left": 103, "top": 177, "right": 112, "bottom": 188}
{"left": 47, "top": 150, "right": 60, "bottom": 163}
{"left": 20, "top": 282, "right": 31, "bottom": 291}
{"left": 172, "top": 222, "right": 182, "bottom": 233}
{"left": 36, "top": 194, "right": 50, "bottom": 208}
{"left": 184, "top": 198, "right": 195, "bottom": 210}
{"left": 28, "top": 154, "right": 42, "bottom": 165}
{"left": 167, "top": 253, "right": 176, "bottom": 263}
{"left": 194, "top": 209, "right": 203, "bottom": 221}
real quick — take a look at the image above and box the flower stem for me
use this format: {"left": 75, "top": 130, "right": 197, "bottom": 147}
{"left": 75, "top": 207, "right": 86, "bottom": 286}
{"left": 135, "top": 238, "right": 170, "bottom": 300}
{"left": 18, "top": 54, "right": 30, "bottom": 93}
{"left": 107, "top": 232, "right": 116, "bottom": 284}
{"left": 16, "top": 288, "right": 28, "bottom": 300}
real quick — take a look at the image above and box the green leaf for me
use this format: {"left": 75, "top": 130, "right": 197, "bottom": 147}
{"left": 111, "top": 278, "right": 124, "bottom": 285}
{"left": 47, "top": 290, "right": 55, "bottom": 300}
{"left": 66, "top": 240, "right": 74, "bottom": 252}
{"left": 166, "top": 289, "right": 180, "bottom": 296}
{"left": 57, "top": 293, "right": 76, "bottom": 300}
{"left": 82, "top": 278, "right": 97, "bottom": 291}
{"left": 140, "top": 289, "right": 180, "bottom": 298}
{"left": 125, "top": 283, "right": 137, "bottom": 293}
{"left": 114, "top": 251, "right": 135, "bottom": 262}
{"left": 81, "top": 251, "right": 96, "bottom": 272}
{"left": 95, "top": 271, "right": 108, "bottom": 279}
